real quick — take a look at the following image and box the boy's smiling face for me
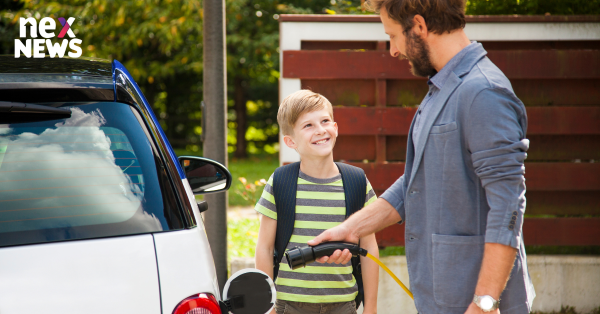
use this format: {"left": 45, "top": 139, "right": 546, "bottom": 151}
{"left": 284, "top": 108, "right": 338, "bottom": 158}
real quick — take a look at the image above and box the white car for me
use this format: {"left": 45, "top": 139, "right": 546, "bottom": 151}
{"left": 0, "top": 57, "right": 274, "bottom": 314}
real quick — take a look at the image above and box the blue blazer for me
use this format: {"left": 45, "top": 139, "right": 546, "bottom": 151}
{"left": 380, "top": 43, "right": 535, "bottom": 314}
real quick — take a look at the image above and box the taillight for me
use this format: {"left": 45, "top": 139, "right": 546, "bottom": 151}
{"left": 173, "top": 293, "right": 221, "bottom": 314}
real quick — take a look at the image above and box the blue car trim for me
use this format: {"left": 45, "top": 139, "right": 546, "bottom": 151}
{"left": 111, "top": 60, "right": 186, "bottom": 179}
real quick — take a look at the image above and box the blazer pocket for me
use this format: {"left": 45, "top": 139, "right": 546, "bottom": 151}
{"left": 432, "top": 234, "right": 485, "bottom": 307}
{"left": 430, "top": 121, "right": 457, "bottom": 134}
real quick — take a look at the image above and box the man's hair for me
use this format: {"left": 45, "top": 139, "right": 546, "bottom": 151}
{"left": 277, "top": 90, "right": 334, "bottom": 136}
{"left": 366, "top": 0, "right": 466, "bottom": 34}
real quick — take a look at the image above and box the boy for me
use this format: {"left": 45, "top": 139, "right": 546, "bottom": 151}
{"left": 255, "top": 90, "right": 379, "bottom": 314}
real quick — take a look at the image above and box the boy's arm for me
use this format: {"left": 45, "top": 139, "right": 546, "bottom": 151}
{"left": 255, "top": 213, "right": 277, "bottom": 280}
{"left": 255, "top": 214, "right": 278, "bottom": 314}
{"left": 360, "top": 233, "right": 379, "bottom": 314}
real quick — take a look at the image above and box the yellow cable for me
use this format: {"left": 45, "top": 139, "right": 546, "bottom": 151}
{"left": 366, "top": 252, "right": 414, "bottom": 300}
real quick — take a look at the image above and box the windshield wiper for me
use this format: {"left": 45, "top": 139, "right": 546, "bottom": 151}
{"left": 0, "top": 101, "right": 71, "bottom": 116}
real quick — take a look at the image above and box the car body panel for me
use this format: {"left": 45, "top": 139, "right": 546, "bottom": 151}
{"left": 154, "top": 226, "right": 220, "bottom": 313}
{"left": 0, "top": 235, "right": 161, "bottom": 314}
{"left": 152, "top": 178, "right": 221, "bottom": 313}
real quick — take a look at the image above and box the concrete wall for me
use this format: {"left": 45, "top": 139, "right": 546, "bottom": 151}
{"left": 230, "top": 255, "right": 600, "bottom": 314}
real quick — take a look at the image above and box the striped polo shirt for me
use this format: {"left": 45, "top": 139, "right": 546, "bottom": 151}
{"left": 255, "top": 170, "right": 377, "bottom": 303}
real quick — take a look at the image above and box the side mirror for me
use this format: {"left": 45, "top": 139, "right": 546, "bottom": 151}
{"left": 221, "top": 269, "right": 276, "bottom": 314}
{"left": 178, "top": 156, "right": 232, "bottom": 194}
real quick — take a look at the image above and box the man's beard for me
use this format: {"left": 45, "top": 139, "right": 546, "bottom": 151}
{"left": 402, "top": 30, "right": 437, "bottom": 78}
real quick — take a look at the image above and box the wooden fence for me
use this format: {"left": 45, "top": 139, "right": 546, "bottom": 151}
{"left": 279, "top": 14, "right": 600, "bottom": 246}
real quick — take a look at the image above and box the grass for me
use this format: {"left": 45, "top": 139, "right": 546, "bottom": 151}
{"left": 228, "top": 155, "right": 279, "bottom": 207}
{"left": 379, "top": 246, "right": 406, "bottom": 256}
{"left": 227, "top": 217, "right": 260, "bottom": 260}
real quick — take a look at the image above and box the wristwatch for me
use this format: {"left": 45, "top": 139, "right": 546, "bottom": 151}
{"left": 473, "top": 294, "right": 499, "bottom": 312}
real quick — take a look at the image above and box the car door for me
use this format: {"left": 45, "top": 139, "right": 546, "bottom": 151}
{"left": 0, "top": 235, "right": 161, "bottom": 314}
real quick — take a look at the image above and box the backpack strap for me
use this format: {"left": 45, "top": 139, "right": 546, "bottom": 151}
{"left": 335, "top": 162, "right": 367, "bottom": 217}
{"left": 335, "top": 162, "right": 367, "bottom": 309}
{"left": 272, "top": 162, "right": 300, "bottom": 281}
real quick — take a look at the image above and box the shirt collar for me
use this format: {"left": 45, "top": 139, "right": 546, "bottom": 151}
{"left": 429, "top": 41, "right": 480, "bottom": 89}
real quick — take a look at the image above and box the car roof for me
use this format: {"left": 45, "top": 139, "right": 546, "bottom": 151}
{"left": 0, "top": 55, "right": 112, "bottom": 77}
{"left": 0, "top": 56, "right": 114, "bottom": 102}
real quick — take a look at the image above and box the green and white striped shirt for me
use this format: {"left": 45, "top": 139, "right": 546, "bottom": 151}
{"left": 255, "top": 170, "right": 377, "bottom": 303}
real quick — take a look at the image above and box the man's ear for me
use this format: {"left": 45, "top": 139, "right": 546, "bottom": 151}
{"left": 283, "top": 134, "right": 297, "bottom": 149}
{"left": 412, "top": 14, "right": 428, "bottom": 38}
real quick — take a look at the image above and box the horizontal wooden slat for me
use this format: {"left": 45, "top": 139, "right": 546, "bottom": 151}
{"left": 524, "top": 163, "right": 600, "bottom": 191}
{"left": 283, "top": 50, "right": 600, "bottom": 79}
{"left": 310, "top": 78, "right": 600, "bottom": 107}
{"left": 526, "top": 191, "right": 600, "bottom": 216}
{"left": 523, "top": 218, "right": 600, "bottom": 246}
{"left": 333, "top": 135, "right": 376, "bottom": 161}
{"left": 345, "top": 162, "right": 600, "bottom": 191}
{"left": 346, "top": 162, "right": 406, "bottom": 191}
{"left": 301, "top": 41, "right": 600, "bottom": 51}
{"left": 386, "top": 79, "right": 428, "bottom": 107}
{"left": 301, "top": 41, "right": 378, "bottom": 51}
{"left": 280, "top": 14, "right": 600, "bottom": 23}
{"left": 333, "top": 107, "right": 600, "bottom": 135}
{"left": 334, "top": 107, "right": 416, "bottom": 135}
{"left": 512, "top": 79, "right": 600, "bottom": 107}
{"left": 376, "top": 224, "right": 405, "bottom": 248}
{"left": 284, "top": 50, "right": 421, "bottom": 79}
{"left": 383, "top": 135, "right": 600, "bottom": 162}
{"left": 479, "top": 41, "right": 600, "bottom": 51}
{"left": 375, "top": 218, "right": 600, "bottom": 247}
{"left": 302, "top": 79, "right": 376, "bottom": 107}
{"left": 527, "top": 107, "right": 600, "bottom": 135}
{"left": 527, "top": 135, "right": 600, "bottom": 161}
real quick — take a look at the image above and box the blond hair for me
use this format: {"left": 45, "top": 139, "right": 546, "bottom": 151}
{"left": 277, "top": 90, "right": 334, "bottom": 136}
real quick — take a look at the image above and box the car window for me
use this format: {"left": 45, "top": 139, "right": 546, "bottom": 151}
{"left": 0, "top": 102, "right": 184, "bottom": 247}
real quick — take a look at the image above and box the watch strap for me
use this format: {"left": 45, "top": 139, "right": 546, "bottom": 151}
{"left": 473, "top": 294, "right": 499, "bottom": 312}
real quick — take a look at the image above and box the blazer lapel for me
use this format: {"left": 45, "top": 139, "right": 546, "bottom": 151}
{"left": 407, "top": 72, "right": 462, "bottom": 188}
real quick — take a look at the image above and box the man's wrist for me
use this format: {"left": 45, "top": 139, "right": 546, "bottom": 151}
{"left": 473, "top": 294, "right": 499, "bottom": 312}
{"left": 344, "top": 213, "right": 363, "bottom": 240}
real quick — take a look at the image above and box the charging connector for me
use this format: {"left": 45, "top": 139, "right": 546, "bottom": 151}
{"left": 284, "top": 242, "right": 414, "bottom": 300}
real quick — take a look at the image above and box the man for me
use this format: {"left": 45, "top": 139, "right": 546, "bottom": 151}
{"left": 307, "top": 0, "right": 536, "bottom": 313}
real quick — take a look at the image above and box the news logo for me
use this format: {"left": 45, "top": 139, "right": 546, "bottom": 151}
{"left": 15, "top": 17, "right": 83, "bottom": 58}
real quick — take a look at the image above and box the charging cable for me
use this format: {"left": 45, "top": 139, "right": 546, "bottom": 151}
{"left": 284, "top": 242, "right": 414, "bottom": 300}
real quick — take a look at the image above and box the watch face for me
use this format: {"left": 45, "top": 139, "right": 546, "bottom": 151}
{"left": 480, "top": 296, "right": 494, "bottom": 310}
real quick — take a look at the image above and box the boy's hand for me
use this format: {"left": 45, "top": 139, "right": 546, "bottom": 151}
{"left": 308, "top": 222, "right": 358, "bottom": 264}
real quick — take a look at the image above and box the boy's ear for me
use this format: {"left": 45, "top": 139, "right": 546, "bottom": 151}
{"left": 333, "top": 122, "right": 338, "bottom": 137}
{"left": 283, "top": 134, "right": 297, "bottom": 149}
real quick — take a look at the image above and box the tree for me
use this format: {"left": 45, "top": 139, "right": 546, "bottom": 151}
{"left": 1, "top": 0, "right": 205, "bottom": 149}
{"left": 225, "top": 0, "right": 343, "bottom": 158}
{"left": 465, "top": 0, "right": 600, "bottom": 15}
{"left": 1, "top": 0, "right": 352, "bottom": 158}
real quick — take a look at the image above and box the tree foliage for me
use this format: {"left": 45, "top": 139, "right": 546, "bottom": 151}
{"left": 1, "top": 0, "right": 205, "bottom": 148}
{"left": 466, "top": 0, "right": 600, "bottom": 15}
{"left": 1, "top": 0, "right": 597, "bottom": 158}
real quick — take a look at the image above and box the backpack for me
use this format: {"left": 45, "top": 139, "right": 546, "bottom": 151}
{"left": 272, "top": 161, "right": 367, "bottom": 309}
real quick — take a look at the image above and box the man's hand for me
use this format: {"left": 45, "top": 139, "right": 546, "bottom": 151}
{"left": 465, "top": 302, "right": 499, "bottom": 314}
{"left": 307, "top": 222, "right": 358, "bottom": 264}
{"left": 307, "top": 198, "right": 400, "bottom": 264}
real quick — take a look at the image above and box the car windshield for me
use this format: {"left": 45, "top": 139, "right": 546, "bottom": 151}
{"left": 0, "top": 102, "right": 184, "bottom": 247}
